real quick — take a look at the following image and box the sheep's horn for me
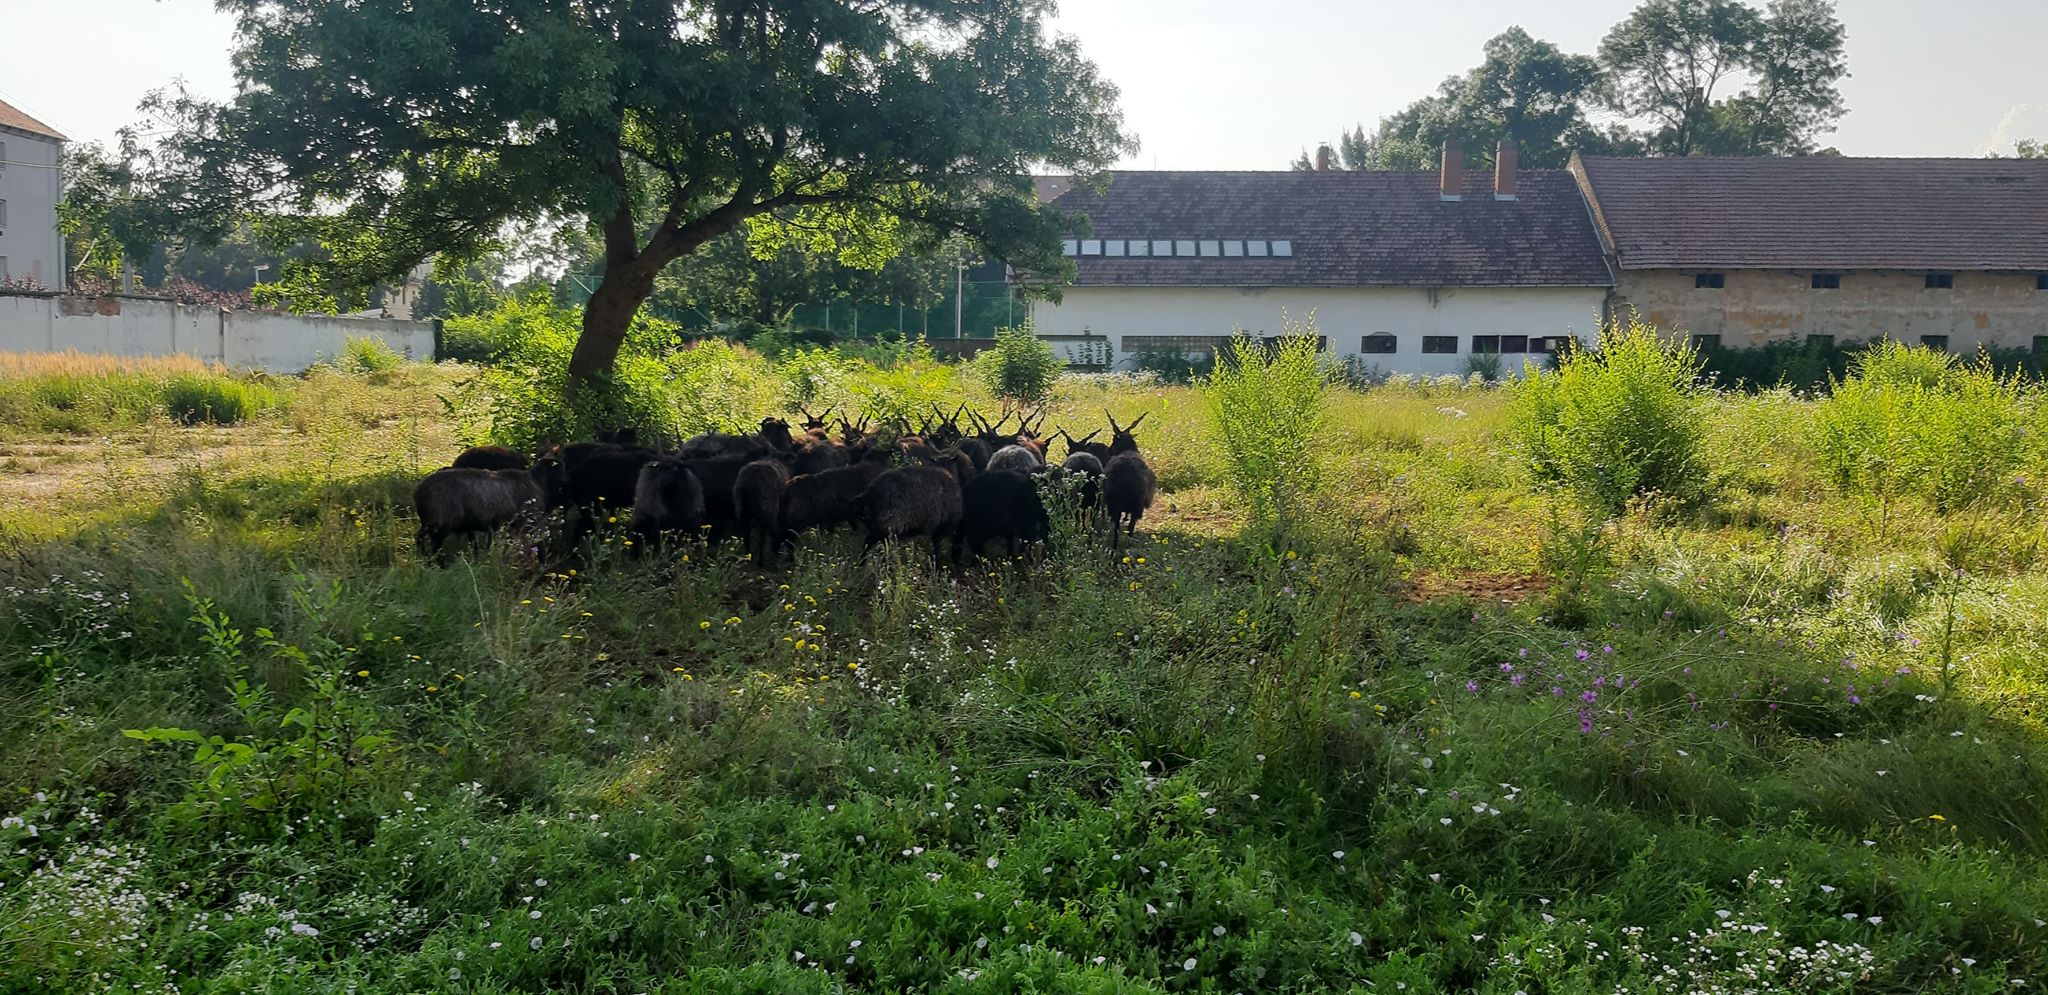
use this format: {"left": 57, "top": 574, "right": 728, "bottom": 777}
{"left": 1079, "top": 429, "right": 1102, "bottom": 444}
{"left": 1104, "top": 410, "right": 1121, "bottom": 434}
{"left": 1127, "top": 412, "right": 1148, "bottom": 431}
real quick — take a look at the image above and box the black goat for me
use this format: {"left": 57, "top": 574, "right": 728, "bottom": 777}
{"left": 1107, "top": 412, "right": 1148, "bottom": 456}
{"left": 858, "top": 465, "right": 963, "bottom": 558}
{"left": 630, "top": 457, "right": 705, "bottom": 554}
{"left": 1103, "top": 452, "right": 1157, "bottom": 549}
{"left": 958, "top": 469, "right": 1051, "bottom": 561}
{"left": 413, "top": 463, "right": 555, "bottom": 563}
{"left": 781, "top": 461, "right": 889, "bottom": 538}
{"left": 733, "top": 458, "right": 792, "bottom": 565}
{"left": 452, "top": 445, "right": 530, "bottom": 471}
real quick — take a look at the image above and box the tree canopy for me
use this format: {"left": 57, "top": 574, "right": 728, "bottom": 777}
{"left": 151, "top": 0, "right": 1132, "bottom": 384}
{"left": 1295, "top": 0, "right": 1846, "bottom": 170}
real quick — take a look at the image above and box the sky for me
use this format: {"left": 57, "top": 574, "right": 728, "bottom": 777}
{"left": 4, "top": 0, "right": 2043, "bottom": 170}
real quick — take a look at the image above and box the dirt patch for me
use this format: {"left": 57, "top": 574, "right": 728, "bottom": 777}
{"left": 1404, "top": 570, "right": 1550, "bottom": 605}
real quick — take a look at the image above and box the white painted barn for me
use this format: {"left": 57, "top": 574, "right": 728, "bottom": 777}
{"left": 1029, "top": 143, "right": 1612, "bottom": 376}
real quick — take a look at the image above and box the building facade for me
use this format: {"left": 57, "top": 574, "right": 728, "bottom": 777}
{"left": 1031, "top": 144, "right": 1612, "bottom": 376}
{"left": 1570, "top": 155, "right": 2048, "bottom": 352}
{"left": 0, "top": 99, "right": 66, "bottom": 289}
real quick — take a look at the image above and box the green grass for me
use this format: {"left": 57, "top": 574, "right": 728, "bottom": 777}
{"left": 2, "top": 353, "right": 2047, "bottom": 993}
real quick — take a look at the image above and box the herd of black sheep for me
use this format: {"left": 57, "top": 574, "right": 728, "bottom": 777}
{"left": 411, "top": 406, "right": 1158, "bottom": 566}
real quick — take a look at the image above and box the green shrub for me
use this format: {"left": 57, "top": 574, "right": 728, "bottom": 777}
{"left": 1510, "top": 316, "right": 1709, "bottom": 512}
{"left": 1132, "top": 344, "right": 1216, "bottom": 385}
{"left": 1202, "top": 318, "right": 1327, "bottom": 530}
{"left": 161, "top": 373, "right": 279, "bottom": 425}
{"left": 968, "top": 325, "right": 1064, "bottom": 406}
{"left": 1815, "top": 342, "right": 2030, "bottom": 512}
{"left": 1699, "top": 337, "right": 1865, "bottom": 391}
{"left": 338, "top": 336, "right": 403, "bottom": 374}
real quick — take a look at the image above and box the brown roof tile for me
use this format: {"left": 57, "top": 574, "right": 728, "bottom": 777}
{"left": 1572, "top": 155, "right": 2048, "bottom": 271}
{"left": 1047, "top": 170, "right": 1612, "bottom": 288}
{"left": 0, "top": 97, "right": 65, "bottom": 141}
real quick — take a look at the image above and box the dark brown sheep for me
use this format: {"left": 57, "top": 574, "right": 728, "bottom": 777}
{"left": 780, "top": 461, "right": 890, "bottom": 538}
{"left": 858, "top": 465, "right": 964, "bottom": 557}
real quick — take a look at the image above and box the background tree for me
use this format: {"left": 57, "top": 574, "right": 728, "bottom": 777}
{"left": 151, "top": 0, "right": 1132, "bottom": 389}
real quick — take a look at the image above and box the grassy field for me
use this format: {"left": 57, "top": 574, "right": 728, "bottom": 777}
{"left": 1, "top": 345, "right": 2045, "bottom": 994}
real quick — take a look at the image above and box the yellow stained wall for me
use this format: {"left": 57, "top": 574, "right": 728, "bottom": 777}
{"left": 1610, "top": 269, "right": 2048, "bottom": 349}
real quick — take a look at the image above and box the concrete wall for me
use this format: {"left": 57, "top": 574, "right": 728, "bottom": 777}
{"left": 0, "top": 292, "right": 436, "bottom": 371}
{"left": 1613, "top": 269, "right": 2048, "bottom": 350}
{"left": 1030, "top": 285, "right": 1607, "bottom": 376}
{"left": 0, "top": 130, "right": 64, "bottom": 287}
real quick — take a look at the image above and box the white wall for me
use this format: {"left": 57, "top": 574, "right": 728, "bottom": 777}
{"left": 0, "top": 292, "right": 436, "bottom": 372}
{"left": 1032, "top": 285, "right": 1607, "bottom": 377}
{"left": 0, "top": 130, "right": 64, "bottom": 287}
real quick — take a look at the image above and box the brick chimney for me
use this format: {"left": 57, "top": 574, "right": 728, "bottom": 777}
{"left": 1494, "top": 139, "right": 1519, "bottom": 200}
{"left": 1315, "top": 143, "right": 1332, "bottom": 172}
{"left": 1440, "top": 140, "right": 1463, "bottom": 201}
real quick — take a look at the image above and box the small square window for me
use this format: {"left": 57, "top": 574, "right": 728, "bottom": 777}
{"left": 1472, "top": 335, "right": 1501, "bottom": 354}
{"left": 1920, "top": 334, "right": 1950, "bottom": 351}
{"left": 1061, "top": 239, "right": 1078, "bottom": 257}
{"left": 1270, "top": 240, "right": 1294, "bottom": 257}
{"left": 2037, "top": 273, "right": 2047, "bottom": 291}
{"left": 1198, "top": 240, "right": 1221, "bottom": 257}
{"left": 1152, "top": 240, "right": 1174, "bottom": 257}
{"left": 1925, "top": 273, "right": 1954, "bottom": 289}
{"left": 1690, "top": 333, "right": 1722, "bottom": 351}
{"left": 1126, "top": 240, "right": 1149, "bottom": 257}
{"left": 1422, "top": 335, "right": 1458, "bottom": 354}
{"left": 1080, "top": 239, "right": 1102, "bottom": 256}
{"left": 1174, "top": 240, "right": 1197, "bottom": 257}
{"left": 1806, "top": 334, "right": 1835, "bottom": 349}
{"left": 1811, "top": 273, "right": 1841, "bottom": 289}
{"left": 1104, "top": 239, "right": 1125, "bottom": 257}
{"left": 1222, "top": 240, "right": 1244, "bottom": 257}
{"left": 1695, "top": 273, "right": 1726, "bottom": 289}
{"left": 1359, "top": 334, "right": 1397, "bottom": 355}
{"left": 1246, "top": 240, "right": 1269, "bottom": 257}
{"left": 1500, "top": 335, "right": 1529, "bottom": 354}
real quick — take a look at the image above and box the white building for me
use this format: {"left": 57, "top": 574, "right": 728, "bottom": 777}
{"left": 1030, "top": 142, "right": 1612, "bottom": 376}
{"left": 0, "top": 98, "right": 66, "bottom": 289}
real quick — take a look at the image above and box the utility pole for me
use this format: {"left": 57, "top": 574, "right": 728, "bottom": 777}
{"left": 954, "top": 260, "right": 965, "bottom": 339}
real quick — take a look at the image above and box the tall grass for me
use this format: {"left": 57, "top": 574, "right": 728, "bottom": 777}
{"left": 1201, "top": 314, "right": 1328, "bottom": 533}
{"left": 1816, "top": 343, "right": 2032, "bottom": 513}
{"left": 0, "top": 351, "right": 282, "bottom": 433}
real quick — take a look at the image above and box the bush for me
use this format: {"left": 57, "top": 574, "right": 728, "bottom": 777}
{"left": 1699, "top": 338, "right": 1864, "bottom": 391}
{"left": 1202, "top": 318, "right": 1327, "bottom": 530}
{"left": 1132, "top": 345, "right": 1216, "bottom": 385}
{"left": 968, "top": 325, "right": 1064, "bottom": 406}
{"left": 339, "top": 336, "right": 403, "bottom": 375}
{"left": 1815, "top": 342, "right": 2030, "bottom": 512}
{"left": 161, "top": 373, "right": 280, "bottom": 425}
{"left": 1510, "top": 316, "right": 1709, "bottom": 512}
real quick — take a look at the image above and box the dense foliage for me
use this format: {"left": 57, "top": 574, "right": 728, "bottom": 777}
{"left": 967, "top": 326, "right": 1065, "bottom": 407}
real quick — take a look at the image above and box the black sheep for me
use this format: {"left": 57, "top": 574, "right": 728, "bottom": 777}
{"left": 630, "top": 457, "right": 705, "bottom": 554}
{"left": 858, "top": 465, "right": 963, "bottom": 558}
{"left": 791, "top": 438, "right": 850, "bottom": 476}
{"left": 413, "top": 465, "right": 553, "bottom": 563}
{"left": 1103, "top": 452, "right": 1157, "bottom": 549}
{"left": 954, "top": 437, "right": 992, "bottom": 471}
{"left": 452, "top": 445, "right": 530, "bottom": 471}
{"left": 683, "top": 457, "right": 750, "bottom": 547}
{"left": 782, "top": 461, "right": 889, "bottom": 538}
{"left": 733, "top": 458, "right": 792, "bottom": 564}
{"left": 958, "top": 469, "right": 1052, "bottom": 561}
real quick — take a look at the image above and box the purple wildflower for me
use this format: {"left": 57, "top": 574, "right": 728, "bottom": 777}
{"left": 1848, "top": 695, "right": 1862, "bottom": 705}
{"left": 1580, "top": 690, "right": 1598, "bottom": 703}
{"left": 1510, "top": 674, "right": 1526, "bottom": 687}
{"left": 1578, "top": 711, "right": 1594, "bottom": 734}
{"left": 1465, "top": 680, "right": 1479, "bottom": 693}
{"left": 1575, "top": 649, "right": 1591, "bottom": 662}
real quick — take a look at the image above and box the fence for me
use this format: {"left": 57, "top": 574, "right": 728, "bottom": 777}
{"left": 0, "top": 291, "right": 437, "bottom": 372}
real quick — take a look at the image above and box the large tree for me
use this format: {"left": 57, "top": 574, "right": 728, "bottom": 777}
{"left": 1295, "top": 28, "right": 1602, "bottom": 171}
{"left": 1598, "top": 0, "right": 1846, "bottom": 156}
{"left": 153, "top": 0, "right": 1130, "bottom": 387}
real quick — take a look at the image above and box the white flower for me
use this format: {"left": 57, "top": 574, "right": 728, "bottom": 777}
{"left": 1820, "top": 885, "right": 1837, "bottom": 893}
{"left": 1333, "top": 851, "right": 1346, "bottom": 861}
{"left": 535, "top": 878, "right": 547, "bottom": 887}
{"left": 529, "top": 936, "right": 544, "bottom": 950}
{"left": 1349, "top": 931, "right": 1364, "bottom": 946}
{"left": 849, "top": 940, "right": 863, "bottom": 949}
{"left": 0, "top": 817, "right": 20, "bottom": 830}
{"left": 1183, "top": 958, "right": 1198, "bottom": 971}
{"left": 1440, "top": 818, "right": 1453, "bottom": 826}
{"left": 529, "top": 910, "right": 542, "bottom": 919}
{"left": 986, "top": 857, "right": 999, "bottom": 869}
{"left": 1867, "top": 916, "right": 1883, "bottom": 924}
{"left": 628, "top": 853, "right": 640, "bottom": 862}
{"left": 290, "top": 922, "right": 319, "bottom": 937}
{"left": 1212, "top": 925, "right": 1226, "bottom": 936}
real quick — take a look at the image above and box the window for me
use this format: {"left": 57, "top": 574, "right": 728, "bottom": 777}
{"left": 1811, "top": 273, "right": 1840, "bottom": 289}
{"left": 1061, "top": 239, "right": 1078, "bottom": 257}
{"left": 1695, "top": 273, "right": 1726, "bottom": 289}
{"left": 1152, "top": 240, "right": 1174, "bottom": 257}
{"left": 1174, "top": 240, "right": 1196, "bottom": 257}
{"left": 1270, "top": 240, "right": 1294, "bottom": 257}
{"left": 1222, "top": 240, "right": 1245, "bottom": 257}
{"left": 0, "top": 257, "right": 7, "bottom": 281}
{"left": 1080, "top": 239, "right": 1102, "bottom": 256}
{"left": 1121, "top": 335, "right": 1232, "bottom": 354}
{"left": 0, "top": 199, "right": 7, "bottom": 229}
{"left": 2038, "top": 273, "right": 2048, "bottom": 291}
{"left": 0, "top": 141, "right": 7, "bottom": 173}
{"left": 1690, "top": 334, "right": 1723, "bottom": 351}
{"left": 1127, "top": 240, "right": 1150, "bottom": 257}
{"left": 1500, "top": 335, "right": 1529, "bottom": 354}
{"left": 1197, "top": 240, "right": 1221, "bottom": 257}
{"left": 1806, "top": 333, "right": 1835, "bottom": 349}
{"left": 1924, "top": 273, "right": 1954, "bottom": 289}
{"left": 1359, "top": 334, "right": 1397, "bottom": 355}
{"left": 1471, "top": 335, "right": 1501, "bottom": 354}
{"left": 1246, "top": 240, "right": 1269, "bottom": 257}
{"left": 1422, "top": 336, "right": 1458, "bottom": 354}
{"left": 1104, "top": 239, "right": 1126, "bottom": 257}
{"left": 1920, "top": 334, "right": 1950, "bottom": 351}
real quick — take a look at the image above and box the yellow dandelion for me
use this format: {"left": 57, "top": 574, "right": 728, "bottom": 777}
{"left": 725, "top": 616, "right": 742, "bottom": 625}
{"left": 1929, "top": 814, "right": 1948, "bottom": 822}
{"left": 699, "top": 620, "right": 712, "bottom": 630}
{"left": 1349, "top": 690, "right": 1362, "bottom": 699}
{"left": 847, "top": 663, "right": 859, "bottom": 670}
{"left": 356, "top": 670, "right": 371, "bottom": 677}
{"left": 426, "top": 685, "right": 439, "bottom": 693}
{"left": 607, "top": 516, "right": 618, "bottom": 524}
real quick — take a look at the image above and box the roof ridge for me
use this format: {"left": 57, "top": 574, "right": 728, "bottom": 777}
{"left": 0, "top": 95, "right": 67, "bottom": 141}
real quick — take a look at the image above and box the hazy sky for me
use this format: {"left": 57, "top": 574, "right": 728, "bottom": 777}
{"left": 5, "top": 0, "right": 2043, "bottom": 169}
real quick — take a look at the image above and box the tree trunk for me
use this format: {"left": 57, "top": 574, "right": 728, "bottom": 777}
{"left": 567, "top": 263, "right": 660, "bottom": 389}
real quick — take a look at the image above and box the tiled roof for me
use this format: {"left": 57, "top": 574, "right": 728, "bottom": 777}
{"left": 0, "top": 97, "right": 65, "bottom": 141}
{"left": 1045, "top": 170, "right": 1613, "bottom": 288}
{"left": 1572, "top": 155, "right": 2048, "bottom": 271}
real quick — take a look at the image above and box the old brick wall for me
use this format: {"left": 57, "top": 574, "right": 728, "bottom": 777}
{"left": 1612, "top": 270, "right": 2048, "bottom": 349}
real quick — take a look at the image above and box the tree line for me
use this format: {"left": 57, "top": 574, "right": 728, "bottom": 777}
{"left": 1292, "top": 0, "right": 1850, "bottom": 170}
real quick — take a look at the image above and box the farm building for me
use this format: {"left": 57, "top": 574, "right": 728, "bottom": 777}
{"left": 1028, "top": 142, "right": 1613, "bottom": 376}
{"left": 1569, "top": 154, "right": 2048, "bottom": 353}
{"left": 0, "top": 97, "right": 67, "bottom": 289}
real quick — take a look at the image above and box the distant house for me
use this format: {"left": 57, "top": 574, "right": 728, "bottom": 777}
{"left": 1570, "top": 154, "right": 2048, "bottom": 353}
{"left": 1030, "top": 142, "right": 1611, "bottom": 375}
{"left": 0, "top": 97, "right": 66, "bottom": 289}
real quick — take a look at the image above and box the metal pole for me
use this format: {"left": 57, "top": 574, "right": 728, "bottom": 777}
{"left": 954, "top": 263, "right": 965, "bottom": 339}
